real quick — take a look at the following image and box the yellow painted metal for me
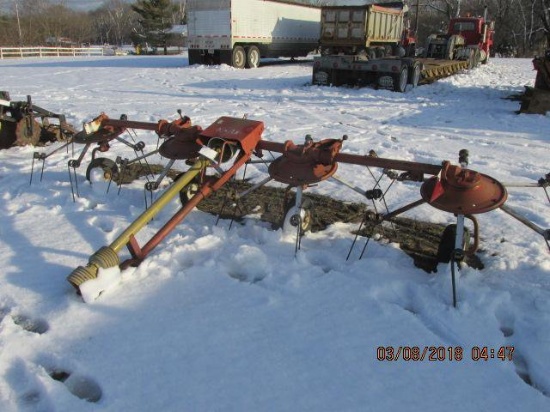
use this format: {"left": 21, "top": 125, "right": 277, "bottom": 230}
{"left": 109, "top": 158, "right": 211, "bottom": 253}
{"left": 418, "top": 58, "right": 469, "bottom": 82}
{"left": 67, "top": 158, "right": 211, "bottom": 289}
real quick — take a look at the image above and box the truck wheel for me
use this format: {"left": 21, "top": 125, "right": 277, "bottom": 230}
{"left": 393, "top": 66, "right": 409, "bottom": 93}
{"left": 473, "top": 49, "right": 481, "bottom": 67}
{"left": 467, "top": 50, "right": 475, "bottom": 69}
{"left": 482, "top": 48, "right": 490, "bottom": 64}
{"left": 188, "top": 49, "right": 201, "bottom": 65}
{"left": 246, "top": 46, "right": 260, "bottom": 68}
{"left": 408, "top": 63, "right": 421, "bottom": 88}
{"left": 232, "top": 46, "right": 246, "bottom": 69}
{"left": 366, "top": 48, "right": 376, "bottom": 60}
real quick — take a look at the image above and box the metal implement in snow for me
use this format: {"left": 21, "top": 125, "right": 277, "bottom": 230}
{"left": 29, "top": 112, "right": 162, "bottom": 201}
{"left": 65, "top": 114, "right": 549, "bottom": 307}
{"left": 518, "top": 49, "right": 550, "bottom": 115}
{"left": 0, "top": 91, "right": 74, "bottom": 149}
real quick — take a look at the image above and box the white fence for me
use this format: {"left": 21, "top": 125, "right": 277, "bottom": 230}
{"left": 0, "top": 47, "right": 112, "bottom": 59}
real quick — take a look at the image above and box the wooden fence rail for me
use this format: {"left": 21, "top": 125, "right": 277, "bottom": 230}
{"left": 0, "top": 47, "right": 110, "bottom": 59}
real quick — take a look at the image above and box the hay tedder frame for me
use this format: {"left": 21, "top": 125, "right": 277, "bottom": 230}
{"left": 62, "top": 114, "right": 549, "bottom": 306}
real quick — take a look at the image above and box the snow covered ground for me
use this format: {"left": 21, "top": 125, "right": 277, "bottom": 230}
{"left": 0, "top": 54, "right": 549, "bottom": 411}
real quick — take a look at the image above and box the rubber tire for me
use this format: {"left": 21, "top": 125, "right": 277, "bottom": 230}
{"left": 535, "top": 71, "right": 546, "bottom": 90}
{"left": 175, "top": 172, "right": 201, "bottom": 207}
{"left": 85, "top": 157, "right": 118, "bottom": 182}
{"left": 232, "top": 46, "right": 246, "bottom": 69}
{"left": 393, "top": 66, "right": 409, "bottom": 93}
{"left": 246, "top": 46, "right": 260, "bottom": 68}
{"left": 436, "top": 224, "right": 471, "bottom": 264}
{"left": 188, "top": 49, "right": 202, "bottom": 66}
{"left": 282, "top": 196, "right": 313, "bottom": 235}
{"left": 366, "top": 48, "right": 377, "bottom": 60}
{"left": 0, "top": 119, "right": 17, "bottom": 148}
{"left": 482, "top": 49, "right": 490, "bottom": 64}
{"left": 408, "top": 63, "right": 421, "bottom": 88}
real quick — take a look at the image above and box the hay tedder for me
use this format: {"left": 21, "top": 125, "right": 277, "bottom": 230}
{"left": 65, "top": 114, "right": 549, "bottom": 306}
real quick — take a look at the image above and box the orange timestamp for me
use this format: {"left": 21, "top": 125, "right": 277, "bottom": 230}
{"left": 376, "top": 346, "right": 515, "bottom": 362}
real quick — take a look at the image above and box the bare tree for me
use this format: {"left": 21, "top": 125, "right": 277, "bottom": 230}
{"left": 539, "top": 0, "right": 550, "bottom": 48}
{"left": 174, "top": 0, "right": 186, "bottom": 24}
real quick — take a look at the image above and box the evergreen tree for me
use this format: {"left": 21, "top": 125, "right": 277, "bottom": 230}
{"left": 131, "top": 0, "right": 178, "bottom": 54}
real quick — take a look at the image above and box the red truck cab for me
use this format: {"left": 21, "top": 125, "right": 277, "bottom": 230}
{"left": 447, "top": 15, "right": 494, "bottom": 63}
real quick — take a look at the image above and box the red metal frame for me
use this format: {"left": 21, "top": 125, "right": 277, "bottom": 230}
{"left": 70, "top": 114, "right": 546, "bottom": 271}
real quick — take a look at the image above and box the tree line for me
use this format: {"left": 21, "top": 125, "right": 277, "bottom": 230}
{"left": 0, "top": 0, "right": 548, "bottom": 56}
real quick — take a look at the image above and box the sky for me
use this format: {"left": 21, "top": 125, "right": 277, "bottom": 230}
{"left": 0, "top": 52, "right": 549, "bottom": 410}
{"left": 1, "top": 0, "right": 389, "bottom": 13}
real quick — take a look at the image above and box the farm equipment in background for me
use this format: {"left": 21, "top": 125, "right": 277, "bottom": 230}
{"left": 312, "top": 4, "right": 495, "bottom": 91}
{"left": 518, "top": 49, "right": 550, "bottom": 114}
{"left": 64, "top": 113, "right": 550, "bottom": 307}
{"left": 0, "top": 91, "right": 74, "bottom": 149}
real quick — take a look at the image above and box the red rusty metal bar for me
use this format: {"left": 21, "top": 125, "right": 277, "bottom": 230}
{"left": 102, "top": 118, "right": 160, "bottom": 131}
{"left": 121, "top": 152, "right": 253, "bottom": 267}
{"left": 95, "top": 120, "right": 444, "bottom": 178}
{"left": 335, "top": 152, "right": 443, "bottom": 176}
{"left": 256, "top": 140, "right": 443, "bottom": 176}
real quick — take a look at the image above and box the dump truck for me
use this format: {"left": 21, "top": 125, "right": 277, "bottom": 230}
{"left": 187, "top": 0, "right": 321, "bottom": 68}
{"left": 318, "top": 3, "right": 408, "bottom": 58}
{"left": 312, "top": 3, "right": 495, "bottom": 92}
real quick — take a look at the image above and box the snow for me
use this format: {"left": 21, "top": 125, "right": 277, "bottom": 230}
{"left": 0, "top": 53, "right": 549, "bottom": 411}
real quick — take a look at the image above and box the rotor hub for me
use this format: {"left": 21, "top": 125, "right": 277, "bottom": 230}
{"left": 420, "top": 162, "right": 508, "bottom": 214}
{"left": 268, "top": 137, "right": 342, "bottom": 185}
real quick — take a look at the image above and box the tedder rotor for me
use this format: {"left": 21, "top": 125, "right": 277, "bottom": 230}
{"left": 65, "top": 114, "right": 550, "bottom": 306}
{"left": 30, "top": 112, "right": 169, "bottom": 201}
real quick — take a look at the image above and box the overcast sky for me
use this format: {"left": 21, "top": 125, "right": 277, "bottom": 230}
{"left": 60, "top": 0, "right": 372, "bottom": 12}
{"left": 1, "top": 0, "right": 380, "bottom": 13}
{"left": 61, "top": 0, "right": 112, "bottom": 11}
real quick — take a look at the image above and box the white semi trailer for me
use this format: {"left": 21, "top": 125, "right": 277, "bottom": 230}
{"left": 187, "top": 0, "right": 321, "bottom": 68}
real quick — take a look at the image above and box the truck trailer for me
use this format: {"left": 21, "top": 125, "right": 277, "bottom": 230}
{"left": 187, "top": 0, "right": 321, "bottom": 68}
{"left": 312, "top": 3, "right": 495, "bottom": 92}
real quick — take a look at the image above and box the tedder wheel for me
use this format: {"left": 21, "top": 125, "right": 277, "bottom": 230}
{"left": 246, "top": 46, "right": 260, "bottom": 68}
{"left": 86, "top": 157, "right": 118, "bottom": 183}
{"left": 175, "top": 172, "right": 201, "bottom": 207}
{"left": 393, "top": 66, "right": 409, "bottom": 93}
{"left": 282, "top": 196, "right": 313, "bottom": 235}
{"left": 408, "top": 62, "right": 421, "bottom": 88}
{"left": 232, "top": 46, "right": 246, "bottom": 69}
{"left": 436, "top": 224, "right": 471, "bottom": 264}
